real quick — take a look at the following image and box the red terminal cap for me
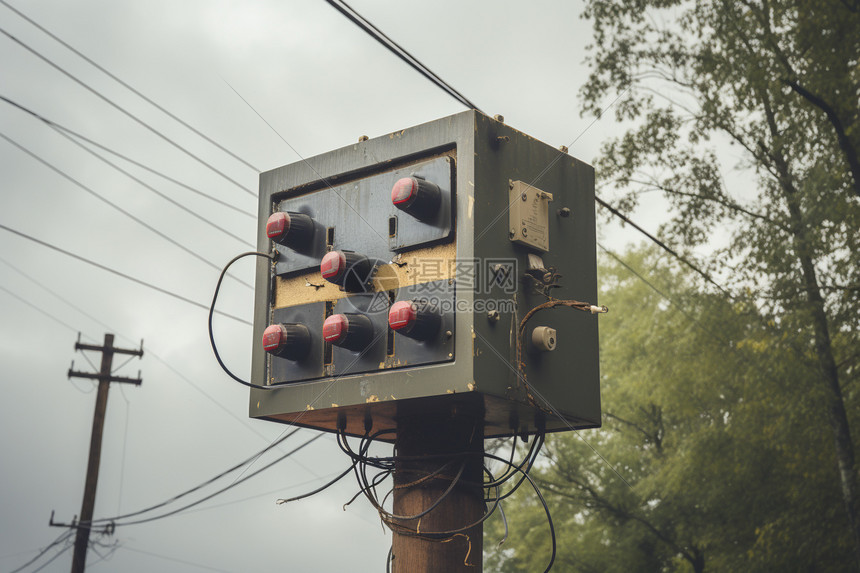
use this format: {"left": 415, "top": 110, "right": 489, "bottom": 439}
{"left": 391, "top": 177, "right": 417, "bottom": 206}
{"left": 262, "top": 324, "right": 286, "bottom": 353}
{"left": 323, "top": 314, "right": 348, "bottom": 344}
{"left": 320, "top": 251, "right": 346, "bottom": 280}
{"left": 388, "top": 300, "right": 416, "bottom": 331}
{"left": 266, "top": 212, "right": 291, "bottom": 240}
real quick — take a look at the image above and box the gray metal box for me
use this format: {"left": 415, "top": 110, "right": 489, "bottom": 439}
{"left": 250, "top": 110, "right": 600, "bottom": 439}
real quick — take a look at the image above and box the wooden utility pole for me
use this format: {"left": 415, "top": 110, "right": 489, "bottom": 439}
{"left": 391, "top": 404, "right": 485, "bottom": 572}
{"left": 68, "top": 333, "right": 142, "bottom": 573}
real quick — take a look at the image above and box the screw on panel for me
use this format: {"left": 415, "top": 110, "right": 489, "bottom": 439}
{"left": 487, "top": 310, "right": 500, "bottom": 323}
{"left": 558, "top": 145, "right": 569, "bottom": 153}
{"left": 558, "top": 207, "right": 571, "bottom": 218}
{"left": 496, "top": 135, "right": 510, "bottom": 143}
{"left": 445, "top": 330, "right": 453, "bottom": 339}
{"left": 358, "top": 135, "right": 369, "bottom": 142}
{"left": 494, "top": 114, "right": 505, "bottom": 123}
{"left": 509, "top": 229, "right": 516, "bottom": 238}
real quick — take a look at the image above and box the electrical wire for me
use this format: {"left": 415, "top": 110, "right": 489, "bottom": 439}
{"left": 325, "top": 2, "right": 730, "bottom": 300}
{"left": 595, "top": 197, "right": 731, "bottom": 297}
{"left": 323, "top": 0, "right": 483, "bottom": 113}
{"left": 222, "top": 81, "right": 390, "bottom": 248}
{"left": 0, "top": 283, "right": 79, "bottom": 333}
{"left": 27, "top": 543, "right": 72, "bottom": 573}
{"left": 0, "top": 94, "right": 255, "bottom": 219}
{"left": 0, "top": 222, "right": 251, "bottom": 325}
{"left": 107, "top": 432, "right": 324, "bottom": 527}
{"left": 0, "top": 26, "right": 256, "bottom": 196}
{"left": 0, "top": 131, "right": 254, "bottom": 289}
{"left": 46, "top": 123, "right": 254, "bottom": 248}
{"left": 484, "top": 451, "right": 556, "bottom": 573}
{"left": 208, "top": 251, "right": 274, "bottom": 390}
{"left": 120, "top": 545, "right": 236, "bottom": 573}
{"left": 0, "top": 0, "right": 260, "bottom": 173}
{"left": 86, "top": 428, "right": 303, "bottom": 527}
{"left": 8, "top": 530, "right": 73, "bottom": 573}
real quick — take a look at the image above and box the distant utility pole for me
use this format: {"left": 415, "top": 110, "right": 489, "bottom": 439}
{"left": 67, "top": 333, "right": 142, "bottom": 573}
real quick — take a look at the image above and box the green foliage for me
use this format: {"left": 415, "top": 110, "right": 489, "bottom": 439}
{"left": 485, "top": 249, "right": 854, "bottom": 571}
{"left": 487, "top": 2, "right": 860, "bottom": 568}
{"left": 574, "top": 0, "right": 860, "bottom": 567}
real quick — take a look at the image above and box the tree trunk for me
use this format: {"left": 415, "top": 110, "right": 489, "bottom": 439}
{"left": 782, "top": 179, "right": 860, "bottom": 570}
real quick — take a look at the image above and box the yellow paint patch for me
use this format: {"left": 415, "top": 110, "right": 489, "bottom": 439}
{"left": 274, "top": 242, "right": 458, "bottom": 309}
{"left": 366, "top": 395, "right": 379, "bottom": 403}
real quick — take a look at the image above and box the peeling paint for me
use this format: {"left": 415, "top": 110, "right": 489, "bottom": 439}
{"left": 366, "top": 395, "right": 379, "bottom": 403}
{"left": 467, "top": 382, "right": 476, "bottom": 392}
{"left": 331, "top": 403, "right": 339, "bottom": 408}
{"left": 446, "top": 389, "right": 455, "bottom": 394}
{"left": 305, "top": 405, "right": 315, "bottom": 411}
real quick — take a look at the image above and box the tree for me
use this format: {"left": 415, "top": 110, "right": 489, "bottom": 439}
{"left": 579, "top": 0, "right": 860, "bottom": 565}
{"left": 485, "top": 248, "right": 855, "bottom": 571}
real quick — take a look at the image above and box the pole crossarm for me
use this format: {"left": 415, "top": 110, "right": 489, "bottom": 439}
{"left": 62, "top": 333, "right": 143, "bottom": 573}
{"left": 67, "top": 369, "right": 142, "bottom": 385}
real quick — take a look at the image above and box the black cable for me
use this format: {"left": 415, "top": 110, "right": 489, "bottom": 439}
{"left": 0, "top": 92, "right": 254, "bottom": 218}
{"left": 0, "top": 26, "right": 255, "bottom": 196}
{"left": 0, "top": 222, "right": 251, "bottom": 325}
{"left": 27, "top": 543, "right": 72, "bottom": 573}
{"left": 107, "top": 433, "right": 323, "bottom": 527}
{"left": 46, "top": 124, "right": 254, "bottom": 247}
{"left": 0, "top": 283, "right": 79, "bottom": 333}
{"left": 0, "top": 0, "right": 260, "bottom": 173}
{"left": 595, "top": 197, "right": 731, "bottom": 297}
{"left": 276, "top": 464, "right": 356, "bottom": 505}
{"left": 484, "top": 451, "right": 556, "bottom": 572}
{"left": 322, "top": 1, "right": 728, "bottom": 301}
{"left": 89, "top": 428, "right": 300, "bottom": 525}
{"left": 8, "top": 531, "right": 73, "bottom": 573}
{"left": 209, "top": 251, "right": 274, "bottom": 389}
{"left": 0, "top": 130, "right": 253, "bottom": 289}
{"left": 323, "top": 0, "right": 483, "bottom": 113}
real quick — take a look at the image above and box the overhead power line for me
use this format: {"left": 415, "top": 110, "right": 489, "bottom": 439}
{"left": 0, "top": 131, "right": 253, "bottom": 289}
{"left": 0, "top": 94, "right": 255, "bottom": 219}
{"left": 0, "top": 222, "right": 251, "bottom": 325}
{"left": 323, "top": 0, "right": 483, "bottom": 113}
{"left": 595, "top": 197, "right": 731, "bottom": 297}
{"left": 0, "top": 26, "right": 256, "bottom": 197}
{"left": 8, "top": 530, "right": 73, "bottom": 573}
{"left": 47, "top": 121, "right": 254, "bottom": 248}
{"left": 321, "top": 0, "right": 731, "bottom": 298}
{"left": 95, "top": 432, "right": 324, "bottom": 527}
{"left": 0, "top": 0, "right": 260, "bottom": 173}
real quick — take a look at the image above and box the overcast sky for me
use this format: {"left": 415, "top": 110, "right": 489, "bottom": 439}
{"left": 0, "top": 1, "right": 645, "bottom": 571}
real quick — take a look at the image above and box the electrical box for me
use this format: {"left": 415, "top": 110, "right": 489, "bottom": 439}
{"left": 250, "top": 110, "right": 600, "bottom": 439}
